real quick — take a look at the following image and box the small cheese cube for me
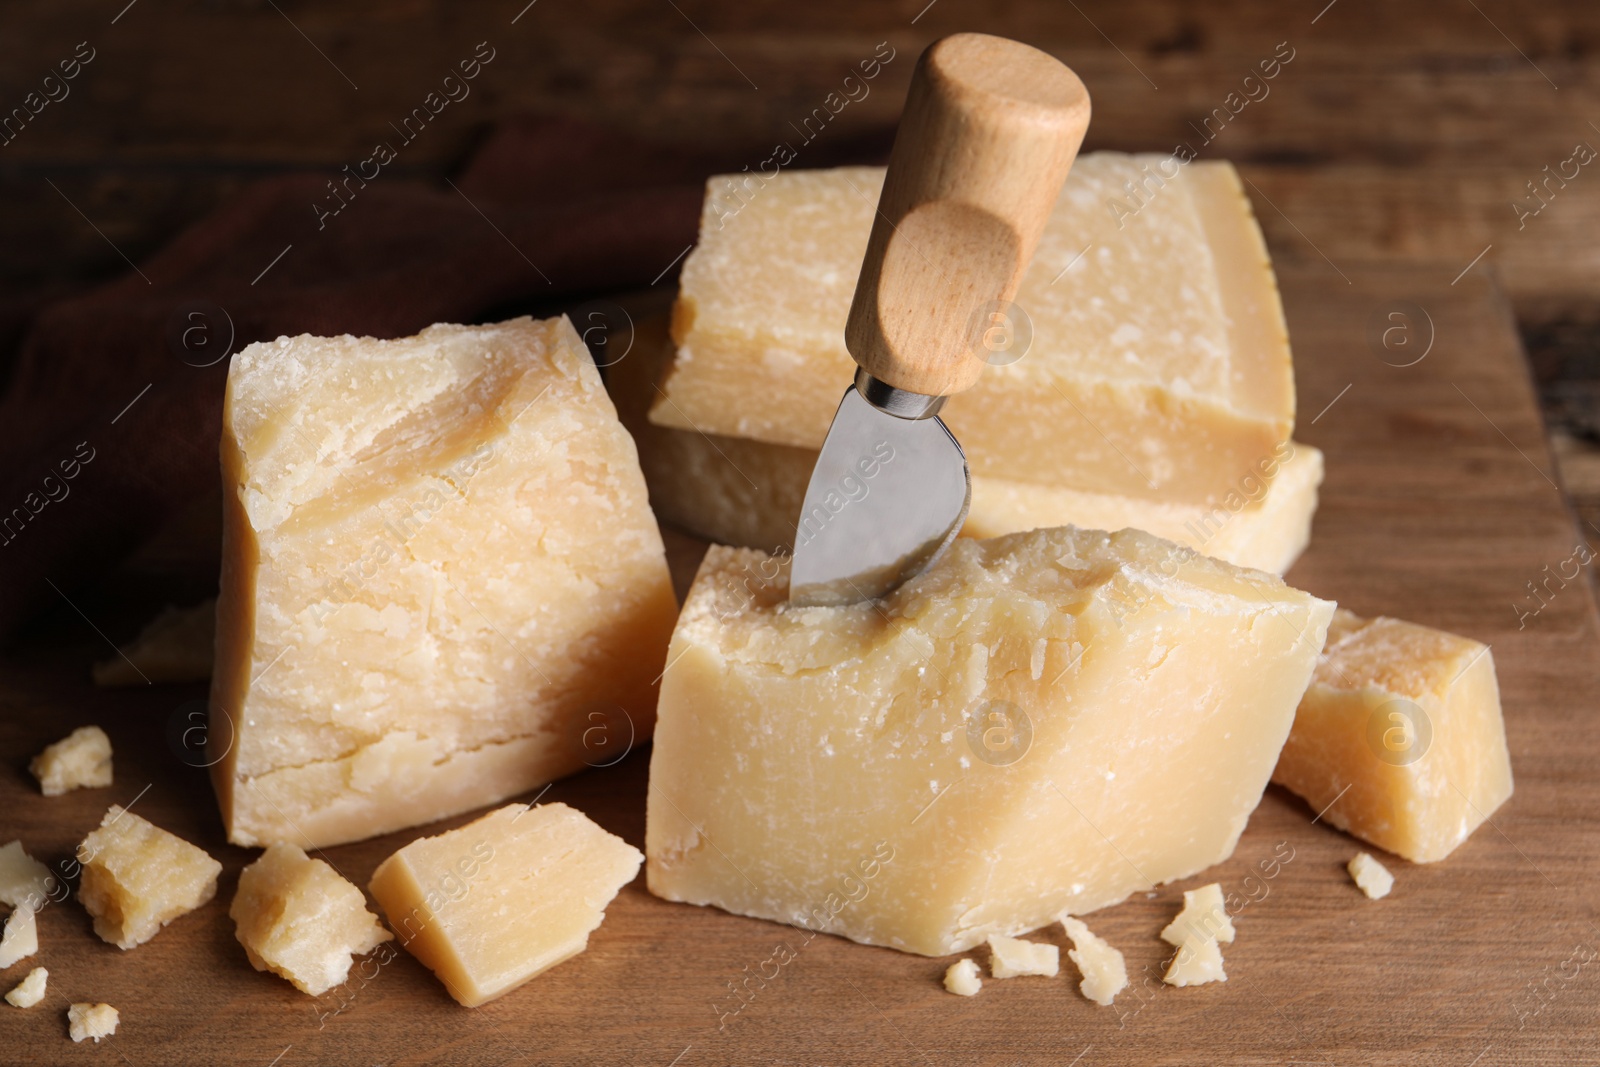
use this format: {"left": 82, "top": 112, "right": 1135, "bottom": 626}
{"left": 1164, "top": 935, "right": 1226, "bottom": 987}
{"left": 1273, "top": 609, "right": 1514, "bottom": 862}
{"left": 1159, "top": 883, "right": 1235, "bottom": 947}
{"left": 78, "top": 805, "right": 221, "bottom": 949}
{"left": 646, "top": 527, "right": 1333, "bottom": 956}
{"left": 212, "top": 316, "right": 678, "bottom": 849}
{"left": 943, "top": 958, "right": 982, "bottom": 996}
{"left": 0, "top": 904, "right": 37, "bottom": 968}
{"left": 1060, "top": 916, "right": 1128, "bottom": 1006}
{"left": 1348, "top": 852, "right": 1395, "bottom": 899}
{"left": 93, "top": 600, "right": 216, "bottom": 686}
{"left": 611, "top": 319, "right": 1320, "bottom": 574}
{"left": 988, "top": 935, "right": 1059, "bottom": 978}
{"left": 5, "top": 966, "right": 47, "bottom": 1008}
{"left": 230, "top": 843, "right": 391, "bottom": 996}
{"left": 369, "top": 802, "right": 642, "bottom": 1007}
{"left": 67, "top": 1002, "right": 119, "bottom": 1043}
{"left": 0, "top": 841, "right": 56, "bottom": 910}
{"left": 29, "top": 725, "right": 112, "bottom": 796}
{"left": 655, "top": 157, "right": 1295, "bottom": 504}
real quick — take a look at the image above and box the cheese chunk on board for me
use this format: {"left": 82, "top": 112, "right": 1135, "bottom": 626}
{"left": 1159, "top": 883, "right": 1235, "bottom": 947}
{"left": 943, "top": 958, "right": 982, "bottom": 996}
{"left": 988, "top": 935, "right": 1059, "bottom": 978}
{"left": 653, "top": 157, "right": 1295, "bottom": 503}
{"left": 0, "top": 904, "right": 36, "bottom": 968}
{"left": 0, "top": 841, "right": 56, "bottom": 910}
{"left": 368, "top": 802, "right": 642, "bottom": 1007}
{"left": 1272, "top": 609, "right": 1514, "bottom": 863}
{"left": 5, "top": 966, "right": 47, "bottom": 1009}
{"left": 645, "top": 526, "right": 1333, "bottom": 956}
{"left": 611, "top": 320, "right": 1319, "bottom": 575}
{"left": 93, "top": 600, "right": 216, "bottom": 686}
{"left": 29, "top": 725, "right": 112, "bottom": 796}
{"left": 67, "top": 1002, "right": 118, "bottom": 1043}
{"left": 211, "top": 316, "right": 679, "bottom": 848}
{"left": 1348, "top": 851, "right": 1395, "bottom": 899}
{"left": 78, "top": 805, "right": 221, "bottom": 949}
{"left": 1060, "top": 916, "right": 1128, "bottom": 1006}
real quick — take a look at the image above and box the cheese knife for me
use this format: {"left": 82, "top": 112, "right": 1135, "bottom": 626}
{"left": 789, "top": 33, "right": 1091, "bottom": 606}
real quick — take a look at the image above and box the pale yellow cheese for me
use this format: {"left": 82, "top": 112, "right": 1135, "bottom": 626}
{"left": 1272, "top": 609, "right": 1514, "bottom": 863}
{"left": 368, "top": 802, "right": 642, "bottom": 1007}
{"left": 0, "top": 904, "right": 36, "bottom": 969}
{"left": 654, "top": 157, "right": 1295, "bottom": 503}
{"left": 78, "top": 805, "right": 221, "bottom": 949}
{"left": 211, "top": 316, "right": 679, "bottom": 848}
{"left": 29, "top": 725, "right": 112, "bottom": 796}
{"left": 988, "top": 935, "right": 1059, "bottom": 978}
{"left": 943, "top": 958, "right": 982, "bottom": 996}
{"left": 1159, "top": 883, "right": 1235, "bottom": 947}
{"left": 5, "top": 966, "right": 46, "bottom": 1008}
{"left": 1164, "top": 935, "right": 1226, "bottom": 987}
{"left": 67, "top": 1002, "right": 119, "bottom": 1043}
{"left": 92, "top": 600, "right": 216, "bottom": 686}
{"left": 645, "top": 526, "right": 1334, "bottom": 956}
{"left": 1348, "top": 852, "right": 1394, "bottom": 899}
{"left": 230, "top": 843, "right": 391, "bottom": 996}
{"left": 1060, "top": 916, "right": 1127, "bottom": 1006}
{"left": 612, "top": 320, "right": 1319, "bottom": 574}
{"left": 0, "top": 842, "right": 56, "bottom": 910}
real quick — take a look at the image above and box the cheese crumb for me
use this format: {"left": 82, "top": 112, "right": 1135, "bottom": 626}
{"left": 943, "top": 958, "right": 982, "bottom": 996}
{"left": 1347, "top": 852, "right": 1395, "bottom": 899}
{"left": 231, "top": 843, "right": 392, "bottom": 996}
{"left": 1164, "top": 934, "right": 1227, "bottom": 987}
{"left": 29, "top": 726, "right": 112, "bottom": 796}
{"left": 67, "top": 1002, "right": 119, "bottom": 1043}
{"left": 987, "top": 935, "right": 1060, "bottom": 978}
{"left": 5, "top": 966, "right": 47, "bottom": 1008}
{"left": 78, "top": 805, "right": 222, "bottom": 949}
{"left": 0, "top": 841, "right": 56, "bottom": 909}
{"left": 1159, "top": 883, "right": 1235, "bottom": 946}
{"left": 1060, "top": 916, "right": 1128, "bottom": 1006}
{"left": 0, "top": 904, "right": 38, "bottom": 969}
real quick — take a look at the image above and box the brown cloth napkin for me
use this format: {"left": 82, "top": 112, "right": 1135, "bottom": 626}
{"left": 0, "top": 115, "right": 890, "bottom": 642}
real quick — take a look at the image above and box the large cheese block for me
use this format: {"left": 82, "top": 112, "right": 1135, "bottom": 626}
{"left": 651, "top": 156, "right": 1295, "bottom": 503}
{"left": 645, "top": 526, "right": 1334, "bottom": 956}
{"left": 611, "top": 320, "right": 1320, "bottom": 575}
{"left": 1272, "top": 609, "right": 1514, "bottom": 863}
{"left": 211, "top": 316, "right": 679, "bottom": 848}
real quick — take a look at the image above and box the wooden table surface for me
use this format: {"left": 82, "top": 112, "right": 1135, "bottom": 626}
{"left": 2, "top": 262, "right": 1597, "bottom": 1065}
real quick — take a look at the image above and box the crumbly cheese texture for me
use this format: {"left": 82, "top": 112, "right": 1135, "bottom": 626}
{"left": 654, "top": 157, "right": 1295, "bottom": 503}
{"left": 369, "top": 802, "right": 641, "bottom": 1007}
{"left": 943, "top": 958, "right": 982, "bottom": 996}
{"left": 29, "top": 725, "right": 113, "bottom": 796}
{"left": 1164, "top": 935, "right": 1226, "bottom": 987}
{"left": 93, "top": 600, "right": 216, "bottom": 686}
{"left": 1160, "top": 883, "right": 1235, "bottom": 947}
{"left": 78, "top": 805, "right": 221, "bottom": 949}
{"left": 645, "top": 526, "right": 1334, "bottom": 956}
{"left": 1272, "top": 609, "right": 1514, "bottom": 863}
{"left": 0, "top": 841, "right": 56, "bottom": 910}
{"left": 230, "top": 843, "right": 391, "bottom": 996}
{"left": 0, "top": 904, "right": 37, "bottom": 969}
{"left": 211, "top": 316, "right": 679, "bottom": 848}
{"left": 5, "top": 967, "right": 47, "bottom": 1008}
{"left": 1348, "top": 852, "right": 1395, "bottom": 899}
{"left": 67, "top": 1002, "right": 119, "bottom": 1043}
{"left": 612, "top": 320, "right": 1318, "bottom": 574}
{"left": 1060, "top": 916, "right": 1128, "bottom": 1006}
{"left": 988, "top": 935, "right": 1059, "bottom": 978}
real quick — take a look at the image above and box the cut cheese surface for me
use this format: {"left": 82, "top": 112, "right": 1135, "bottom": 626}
{"left": 654, "top": 156, "right": 1295, "bottom": 503}
{"left": 368, "top": 802, "right": 642, "bottom": 1007}
{"left": 612, "top": 319, "right": 1319, "bottom": 575}
{"left": 77, "top": 805, "right": 221, "bottom": 950}
{"left": 1272, "top": 608, "right": 1513, "bottom": 863}
{"left": 645, "top": 526, "right": 1333, "bottom": 956}
{"left": 211, "top": 316, "right": 679, "bottom": 848}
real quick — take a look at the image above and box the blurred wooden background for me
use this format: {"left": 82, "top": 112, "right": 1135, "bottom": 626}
{"left": 2, "top": 0, "right": 1598, "bottom": 537}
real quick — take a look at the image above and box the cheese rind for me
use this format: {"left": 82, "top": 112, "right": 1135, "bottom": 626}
{"left": 368, "top": 802, "right": 642, "bottom": 1007}
{"left": 1060, "top": 916, "right": 1127, "bottom": 1006}
{"left": 0, "top": 904, "right": 37, "bottom": 969}
{"left": 1272, "top": 609, "right": 1514, "bottom": 863}
{"left": 1159, "top": 883, "right": 1235, "bottom": 947}
{"left": 5, "top": 967, "right": 47, "bottom": 1008}
{"left": 92, "top": 600, "right": 216, "bottom": 686}
{"left": 1347, "top": 852, "right": 1395, "bottom": 899}
{"left": 78, "top": 805, "right": 221, "bottom": 949}
{"left": 211, "top": 316, "right": 678, "bottom": 848}
{"left": 29, "top": 725, "right": 113, "bottom": 796}
{"left": 655, "top": 157, "right": 1295, "bottom": 503}
{"left": 230, "top": 843, "right": 391, "bottom": 996}
{"left": 645, "top": 526, "right": 1334, "bottom": 956}
{"left": 67, "top": 1002, "right": 119, "bottom": 1043}
{"left": 943, "top": 958, "right": 982, "bottom": 996}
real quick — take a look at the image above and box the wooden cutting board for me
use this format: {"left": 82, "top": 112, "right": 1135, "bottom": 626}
{"left": 2, "top": 262, "right": 1596, "bottom": 1066}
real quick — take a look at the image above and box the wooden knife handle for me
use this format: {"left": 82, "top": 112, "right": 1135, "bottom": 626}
{"left": 845, "top": 33, "right": 1091, "bottom": 398}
